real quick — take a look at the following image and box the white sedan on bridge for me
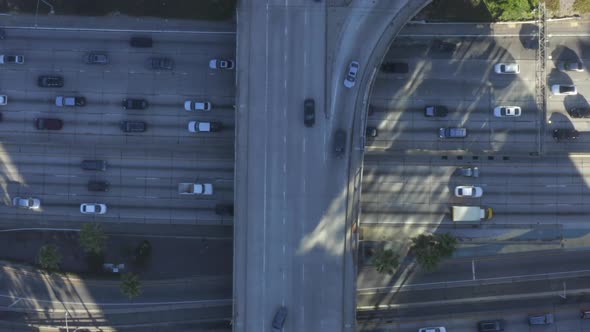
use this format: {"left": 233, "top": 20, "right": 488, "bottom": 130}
{"left": 343, "top": 61, "right": 359, "bottom": 88}
{"left": 494, "top": 106, "right": 521, "bottom": 117}
{"left": 455, "top": 186, "right": 483, "bottom": 198}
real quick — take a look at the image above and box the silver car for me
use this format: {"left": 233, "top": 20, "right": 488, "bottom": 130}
{"left": 85, "top": 52, "right": 109, "bottom": 64}
{"left": 13, "top": 197, "right": 41, "bottom": 210}
{"left": 344, "top": 61, "right": 359, "bottom": 88}
{"left": 80, "top": 203, "right": 107, "bottom": 215}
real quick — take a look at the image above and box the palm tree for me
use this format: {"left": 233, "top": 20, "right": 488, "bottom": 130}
{"left": 373, "top": 249, "right": 400, "bottom": 275}
{"left": 121, "top": 272, "right": 141, "bottom": 299}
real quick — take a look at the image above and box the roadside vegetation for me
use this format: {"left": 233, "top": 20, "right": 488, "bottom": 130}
{"left": 372, "top": 248, "right": 400, "bottom": 275}
{"left": 410, "top": 233, "right": 458, "bottom": 271}
{"left": 0, "top": 0, "right": 236, "bottom": 20}
{"left": 420, "top": 0, "right": 583, "bottom": 22}
{"left": 37, "top": 244, "right": 61, "bottom": 273}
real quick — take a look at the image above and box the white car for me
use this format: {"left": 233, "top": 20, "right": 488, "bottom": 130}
{"left": 0, "top": 55, "right": 24, "bottom": 64}
{"left": 209, "top": 59, "right": 234, "bottom": 70}
{"left": 557, "top": 61, "right": 584, "bottom": 72}
{"left": 551, "top": 84, "right": 577, "bottom": 95}
{"left": 188, "top": 121, "right": 222, "bottom": 133}
{"left": 12, "top": 197, "right": 41, "bottom": 210}
{"left": 494, "top": 63, "right": 519, "bottom": 74}
{"left": 0, "top": 95, "right": 6, "bottom": 105}
{"left": 80, "top": 203, "right": 107, "bottom": 215}
{"left": 494, "top": 106, "right": 521, "bottom": 117}
{"left": 455, "top": 186, "right": 483, "bottom": 198}
{"left": 418, "top": 328, "right": 446, "bottom": 332}
{"left": 184, "top": 100, "right": 211, "bottom": 111}
{"left": 343, "top": 61, "right": 359, "bottom": 88}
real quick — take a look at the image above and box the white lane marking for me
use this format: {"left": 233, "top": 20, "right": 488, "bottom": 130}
{"left": 136, "top": 177, "right": 160, "bottom": 180}
{"left": 546, "top": 184, "right": 566, "bottom": 187}
{"left": 358, "top": 268, "right": 590, "bottom": 292}
{"left": 55, "top": 175, "right": 76, "bottom": 178}
{"left": 136, "top": 196, "right": 158, "bottom": 199}
{"left": 472, "top": 260, "right": 476, "bottom": 280}
{"left": 55, "top": 193, "right": 74, "bottom": 196}
{"left": 7, "top": 25, "right": 235, "bottom": 34}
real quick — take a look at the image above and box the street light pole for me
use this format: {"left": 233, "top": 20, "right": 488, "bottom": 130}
{"left": 65, "top": 311, "right": 69, "bottom": 332}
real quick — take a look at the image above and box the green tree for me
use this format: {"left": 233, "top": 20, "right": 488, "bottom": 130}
{"left": 411, "top": 233, "right": 458, "bottom": 271}
{"left": 484, "top": 0, "right": 538, "bottom": 21}
{"left": 372, "top": 248, "right": 400, "bottom": 275}
{"left": 573, "top": 0, "right": 590, "bottom": 13}
{"left": 37, "top": 244, "right": 61, "bottom": 272}
{"left": 79, "top": 223, "right": 106, "bottom": 254}
{"left": 120, "top": 272, "right": 141, "bottom": 299}
{"left": 134, "top": 240, "right": 152, "bottom": 266}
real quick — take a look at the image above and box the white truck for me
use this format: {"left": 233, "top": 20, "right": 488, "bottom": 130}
{"left": 452, "top": 206, "right": 493, "bottom": 222}
{"left": 178, "top": 182, "right": 213, "bottom": 195}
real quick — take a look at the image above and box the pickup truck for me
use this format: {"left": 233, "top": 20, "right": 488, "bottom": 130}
{"left": 178, "top": 182, "right": 213, "bottom": 195}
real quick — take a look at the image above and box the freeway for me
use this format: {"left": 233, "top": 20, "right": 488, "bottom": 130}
{"left": 234, "top": 0, "right": 431, "bottom": 330}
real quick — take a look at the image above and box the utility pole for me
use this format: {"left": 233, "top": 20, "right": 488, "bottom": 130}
{"left": 535, "top": 2, "right": 547, "bottom": 156}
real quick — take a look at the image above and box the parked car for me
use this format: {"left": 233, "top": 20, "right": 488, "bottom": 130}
{"left": 12, "top": 197, "right": 41, "bottom": 210}
{"left": 494, "top": 63, "right": 520, "bottom": 74}
{"left": 494, "top": 106, "right": 521, "bottom": 117}
{"left": 271, "top": 306, "right": 287, "bottom": 332}
{"left": 304, "top": 98, "right": 315, "bottom": 127}
{"left": 209, "top": 59, "right": 235, "bottom": 70}
{"left": 432, "top": 39, "right": 458, "bottom": 53}
{"left": 478, "top": 320, "right": 504, "bottom": 332}
{"left": 0, "top": 55, "right": 24, "bottom": 64}
{"left": 557, "top": 61, "right": 583, "bottom": 72}
{"left": 418, "top": 328, "right": 446, "bottom": 332}
{"left": 215, "top": 203, "right": 234, "bottom": 216}
{"left": 380, "top": 62, "right": 409, "bottom": 73}
{"left": 87, "top": 181, "right": 110, "bottom": 192}
{"left": 80, "top": 203, "right": 107, "bottom": 215}
{"left": 553, "top": 128, "right": 579, "bottom": 141}
{"left": 81, "top": 160, "right": 107, "bottom": 171}
{"left": 188, "top": 121, "right": 222, "bottom": 133}
{"left": 439, "top": 127, "right": 467, "bottom": 138}
{"left": 528, "top": 313, "right": 554, "bottom": 325}
{"left": 148, "top": 57, "right": 174, "bottom": 70}
{"left": 122, "top": 98, "right": 148, "bottom": 110}
{"left": 120, "top": 121, "right": 147, "bottom": 133}
{"left": 38, "top": 75, "right": 64, "bottom": 88}
{"left": 455, "top": 185, "right": 483, "bottom": 198}
{"left": 343, "top": 61, "right": 359, "bottom": 88}
{"left": 581, "top": 310, "right": 590, "bottom": 319}
{"left": 85, "top": 52, "right": 109, "bottom": 64}
{"left": 366, "top": 126, "right": 378, "bottom": 137}
{"left": 568, "top": 108, "right": 590, "bottom": 118}
{"left": 184, "top": 100, "right": 211, "bottom": 111}
{"left": 552, "top": 84, "right": 577, "bottom": 95}
{"left": 103, "top": 263, "right": 125, "bottom": 273}
{"left": 35, "top": 118, "right": 63, "bottom": 130}
{"left": 130, "top": 36, "right": 152, "bottom": 48}
{"left": 424, "top": 105, "right": 448, "bottom": 117}
{"left": 334, "top": 129, "right": 346, "bottom": 157}
{"left": 55, "top": 96, "right": 86, "bottom": 107}
{"left": 0, "top": 95, "right": 7, "bottom": 105}
{"left": 459, "top": 167, "right": 479, "bottom": 177}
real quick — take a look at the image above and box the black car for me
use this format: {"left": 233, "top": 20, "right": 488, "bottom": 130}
{"left": 568, "top": 108, "right": 590, "bottom": 118}
{"left": 87, "top": 181, "right": 110, "bottom": 192}
{"left": 121, "top": 121, "right": 147, "bottom": 133}
{"left": 81, "top": 160, "right": 107, "bottom": 171}
{"left": 553, "top": 129, "right": 579, "bottom": 141}
{"left": 38, "top": 75, "right": 64, "bottom": 88}
{"left": 215, "top": 204, "right": 234, "bottom": 216}
{"left": 424, "top": 105, "right": 448, "bottom": 117}
{"left": 122, "top": 98, "right": 148, "bottom": 110}
{"left": 366, "top": 126, "right": 378, "bottom": 137}
{"left": 35, "top": 118, "right": 63, "bottom": 130}
{"left": 149, "top": 57, "right": 174, "bottom": 70}
{"left": 477, "top": 320, "right": 504, "bottom": 332}
{"left": 432, "top": 39, "right": 458, "bottom": 53}
{"left": 130, "top": 36, "right": 152, "bottom": 48}
{"left": 303, "top": 98, "right": 315, "bottom": 127}
{"left": 334, "top": 129, "right": 346, "bottom": 157}
{"left": 380, "top": 62, "right": 409, "bottom": 73}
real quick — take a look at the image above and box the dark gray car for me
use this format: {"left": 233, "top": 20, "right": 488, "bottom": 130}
{"left": 478, "top": 320, "right": 504, "bottom": 332}
{"left": 87, "top": 181, "right": 110, "bottom": 192}
{"left": 149, "top": 57, "right": 174, "bottom": 70}
{"left": 271, "top": 306, "right": 287, "bottom": 332}
{"left": 121, "top": 121, "right": 147, "bottom": 133}
{"left": 334, "top": 129, "right": 346, "bottom": 157}
{"left": 528, "top": 313, "right": 553, "bottom": 325}
{"left": 81, "top": 160, "right": 107, "bottom": 171}
{"left": 439, "top": 127, "right": 467, "bottom": 138}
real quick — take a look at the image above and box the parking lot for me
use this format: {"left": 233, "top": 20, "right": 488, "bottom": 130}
{"left": 0, "top": 28, "right": 236, "bottom": 224}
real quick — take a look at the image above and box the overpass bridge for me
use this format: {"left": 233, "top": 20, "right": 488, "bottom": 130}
{"left": 233, "top": 0, "right": 431, "bottom": 330}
